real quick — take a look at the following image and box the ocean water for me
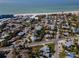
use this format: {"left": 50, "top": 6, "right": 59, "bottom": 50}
{"left": 0, "top": 0, "right": 79, "bottom": 14}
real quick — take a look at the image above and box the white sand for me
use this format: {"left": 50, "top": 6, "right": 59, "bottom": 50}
{"left": 14, "top": 10, "right": 79, "bottom": 16}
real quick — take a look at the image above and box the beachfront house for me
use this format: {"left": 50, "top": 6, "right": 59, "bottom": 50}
{"left": 0, "top": 15, "right": 14, "bottom": 19}
{"left": 0, "top": 22, "right": 3, "bottom": 26}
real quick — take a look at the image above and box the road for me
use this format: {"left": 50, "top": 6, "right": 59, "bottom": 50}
{"left": 54, "top": 27, "right": 60, "bottom": 58}
{"left": 54, "top": 17, "right": 63, "bottom": 58}
{"left": 0, "top": 47, "right": 12, "bottom": 51}
{"left": 25, "top": 39, "right": 54, "bottom": 47}
{"left": 0, "top": 39, "right": 55, "bottom": 51}
{"left": 54, "top": 15, "right": 70, "bottom": 58}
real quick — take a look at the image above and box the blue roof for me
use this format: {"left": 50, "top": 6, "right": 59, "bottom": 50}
{"left": 66, "top": 56, "right": 73, "bottom": 58}
{"left": 40, "top": 46, "right": 50, "bottom": 52}
{"left": 66, "top": 53, "right": 75, "bottom": 58}
{"left": 0, "top": 15, "right": 14, "bottom": 19}
{"left": 65, "top": 40, "right": 73, "bottom": 47}
{"left": 75, "top": 28, "right": 79, "bottom": 34}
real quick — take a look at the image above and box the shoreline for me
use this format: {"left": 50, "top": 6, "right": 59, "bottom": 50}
{"left": 14, "top": 10, "right": 79, "bottom": 16}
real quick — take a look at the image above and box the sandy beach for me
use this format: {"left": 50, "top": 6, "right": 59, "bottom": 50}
{"left": 14, "top": 10, "right": 79, "bottom": 16}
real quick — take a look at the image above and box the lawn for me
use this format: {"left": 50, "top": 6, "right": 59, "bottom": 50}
{"left": 59, "top": 51, "right": 66, "bottom": 58}
{"left": 46, "top": 43, "right": 55, "bottom": 54}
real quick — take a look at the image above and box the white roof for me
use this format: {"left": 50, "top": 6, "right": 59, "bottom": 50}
{"left": 0, "top": 38, "right": 5, "bottom": 42}
{"left": 18, "top": 32, "right": 25, "bottom": 36}
{"left": 35, "top": 26, "right": 42, "bottom": 30}
{"left": 40, "top": 46, "right": 50, "bottom": 57}
{"left": 40, "top": 46, "right": 49, "bottom": 52}
{"left": 30, "top": 15, "right": 38, "bottom": 19}
{"left": 62, "top": 25, "right": 69, "bottom": 29}
{"left": 35, "top": 17, "right": 38, "bottom": 19}
{"left": 71, "top": 27, "right": 75, "bottom": 33}
{"left": 1, "top": 33, "right": 9, "bottom": 38}
{"left": 26, "top": 20, "right": 30, "bottom": 23}
{"left": 58, "top": 40, "right": 66, "bottom": 44}
{"left": 44, "top": 34, "right": 51, "bottom": 38}
{"left": 77, "top": 42, "right": 79, "bottom": 45}
{"left": 50, "top": 25, "right": 54, "bottom": 29}
{"left": 65, "top": 40, "right": 73, "bottom": 47}
{"left": 49, "top": 31, "right": 53, "bottom": 33}
{"left": 30, "top": 36, "right": 36, "bottom": 41}
{"left": 0, "top": 22, "right": 2, "bottom": 25}
{"left": 63, "top": 32, "right": 69, "bottom": 36}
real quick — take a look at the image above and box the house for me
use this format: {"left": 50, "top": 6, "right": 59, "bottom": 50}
{"left": 35, "top": 25, "right": 42, "bottom": 31}
{"left": 62, "top": 24, "right": 69, "bottom": 29}
{"left": 44, "top": 34, "right": 52, "bottom": 39}
{"left": 30, "top": 15, "right": 37, "bottom": 19}
{"left": 0, "top": 22, "right": 3, "bottom": 26}
{"left": 58, "top": 38, "right": 74, "bottom": 52}
{"left": 8, "top": 36, "right": 20, "bottom": 43}
{"left": 44, "top": 34, "right": 50, "bottom": 38}
{"left": 30, "top": 35, "right": 37, "bottom": 42}
{"left": 18, "top": 32, "right": 25, "bottom": 36}
{"left": 1, "top": 32, "right": 9, "bottom": 39}
{"left": 66, "top": 52, "right": 75, "bottom": 58}
{"left": 0, "top": 38, "right": 6, "bottom": 47}
{"left": 49, "top": 31, "right": 53, "bottom": 34}
{"left": 63, "top": 32, "right": 69, "bottom": 36}
{"left": 75, "top": 28, "right": 79, "bottom": 34}
{"left": 40, "top": 45, "right": 52, "bottom": 58}
{"left": 49, "top": 25, "right": 54, "bottom": 30}
{"left": 12, "top": 40, "right": 23, "bottom": 48}
{"left": 71, "top": 27, "right": 76, "bottom": 33}
{"left": 0, "top": 14, "right": 14, "bottom": 19}
{"left": 30, "top": 34, "right": 41, "bottom": 42}
{"left": 65, "top": 38, "right": 74, "bottom": 48}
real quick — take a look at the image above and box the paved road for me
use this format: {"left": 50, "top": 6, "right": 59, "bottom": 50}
{"left": 54, "top": 17, "right": 63, "bottom": 58}
{"left": 0, "top": 39, "right": 55, "bottom": 51}
{"left": 0, "top": 47, "right": 12, "bottom": 51}
{"left": 54, "top": 15, "right": 70, "bottom": 58}
{"left": 26, "top": 39, "right": 54, "bottom": 47}
{"left": 54, "top": 28, "right": 60, "bottom": 58}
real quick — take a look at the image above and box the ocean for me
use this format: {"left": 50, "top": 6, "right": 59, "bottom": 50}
{"left": 0, "top": 0, "right": 79, "bottom": 14}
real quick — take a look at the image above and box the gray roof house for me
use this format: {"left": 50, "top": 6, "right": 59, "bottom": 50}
{"left": 40, "top": 46, "right": 52, "bottom": 58}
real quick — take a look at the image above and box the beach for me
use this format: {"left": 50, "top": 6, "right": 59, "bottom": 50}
{"left": 14, "top": 11, "right": 79, "bottom": 16}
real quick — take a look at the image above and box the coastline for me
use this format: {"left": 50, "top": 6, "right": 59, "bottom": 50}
{"left": 14, "top": 10, "right": 79, "bottom": 16}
